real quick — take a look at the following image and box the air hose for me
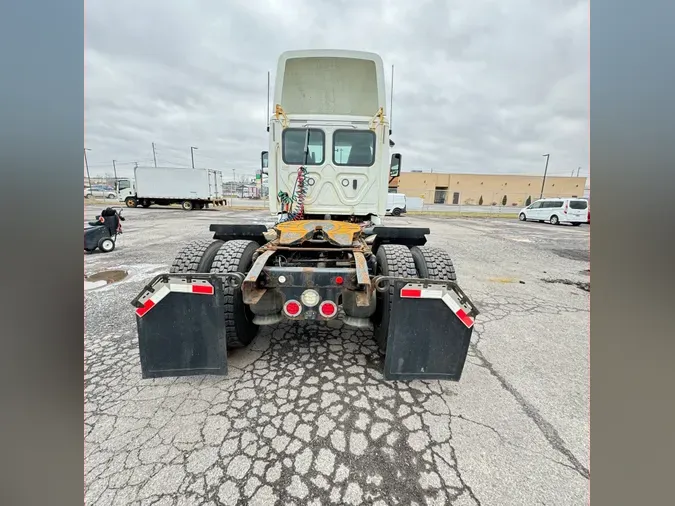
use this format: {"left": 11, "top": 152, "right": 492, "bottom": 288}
{"left": 277, "top": 166, "right": 308, "bottom": 222}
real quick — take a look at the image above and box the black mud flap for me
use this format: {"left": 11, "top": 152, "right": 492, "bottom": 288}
{"left": 383, "top": 279, "right": 479, "bottom": 381}
{"left": 132, "top": 274, "right": 228, "bottom": 379}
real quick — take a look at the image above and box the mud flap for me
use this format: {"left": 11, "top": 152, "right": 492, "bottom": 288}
{"left": 132, "top": 274, "right": 228, "bottom": 378}
{"left": 383, "top": 279, "right": 479, "bottom": 381}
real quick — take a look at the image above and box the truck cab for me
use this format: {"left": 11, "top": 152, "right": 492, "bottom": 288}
{"left": 262, "top": 50, "right": 402, "bottom": 224}
{"left": 115, "top": 178, "right": 135, "bottom": 203}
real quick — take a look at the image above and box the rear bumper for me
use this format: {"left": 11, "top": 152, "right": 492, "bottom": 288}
{"left": 242, "top": 265, "right": 375, "bottom": 326}
{"left": 560, "top": 215, "right": 587, "bottom": 223}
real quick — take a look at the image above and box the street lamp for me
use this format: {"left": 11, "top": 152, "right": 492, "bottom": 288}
{"left": 84, "top": 148, "right": 92, "bottom": 191}
{"left": 540, "top": 153, "right": 550, "bottom": 199}
{"left": 191, "top": 146, "right": 198, "bottom": 168}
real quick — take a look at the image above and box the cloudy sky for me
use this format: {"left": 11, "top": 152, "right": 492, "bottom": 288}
{"left": 85, "top": 0, "right": 589, "bottom": 181}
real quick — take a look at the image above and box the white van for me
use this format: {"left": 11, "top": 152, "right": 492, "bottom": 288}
{"left": 386, "top": 193, "right": 407, "bottom": 216}
{"left": 518, "top": 198, "right": 589, "bottom": 226}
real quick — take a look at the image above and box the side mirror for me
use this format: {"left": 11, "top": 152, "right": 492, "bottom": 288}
{"left": 389, "top": 153, "right": 401, "bottom": 178}
{"left": 261, "top": 151, "right": 269, "bottom": 174}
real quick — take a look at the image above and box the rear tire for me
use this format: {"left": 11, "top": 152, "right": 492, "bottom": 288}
{"left": 410, "top": 246, "right": 457, "bottom": 282}
{"left": 372, "top": 244, "right": 417, "bottom": 355}
{"left": 572, "top": 222, "right": 581, "bottom": 226}
{"left": 210, "top": 240, "right": 260, "bottom": 349}
{"left": 181, "top": 200, "right": 194, "bottom": 211}
{"left": 141, "top": 200, "right": 151, "bottom": 208}
{"left": 170, "top": 239, "right": 222, "bottom": 273}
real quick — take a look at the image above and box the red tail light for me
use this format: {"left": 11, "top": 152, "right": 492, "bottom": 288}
{"left": 319, "top": 301, "right": 337, "bottom": 318}
{"left": 563, "top": 202, "right": 568, "bottom": 214}
{"left": 284, "top": 300, "right": 302, "bottom": 317}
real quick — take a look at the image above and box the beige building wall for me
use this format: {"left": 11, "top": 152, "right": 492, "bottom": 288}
{"left": 395, "top": 173, "right": 587, "bottom": 207}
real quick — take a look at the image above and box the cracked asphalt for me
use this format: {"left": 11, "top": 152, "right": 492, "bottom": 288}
{"left": 85, "top": 205, "right": 590, "bottom": 505}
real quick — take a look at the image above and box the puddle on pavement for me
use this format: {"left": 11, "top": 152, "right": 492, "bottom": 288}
{"left": 85, "top": 269, "right": 128, "bottom": 290}
{"left": 542, "top": 278, "right": 590, "bottom": 292}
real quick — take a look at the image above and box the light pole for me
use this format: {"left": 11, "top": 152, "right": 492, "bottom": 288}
{"left": 84, "top": 148, "right": 92, "bottom": 190}
{"left": 112, "top": 159, "right": 118, "bottom": 183}
{"left": 191, "top": 146, "right": 198, "bottom": 168}
{"left": 540, "top": 153, "right": 550, "bottom": 199}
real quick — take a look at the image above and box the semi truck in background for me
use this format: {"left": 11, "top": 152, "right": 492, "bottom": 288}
{"left": 116, "top": 166, "right": 225, "bottom": 210}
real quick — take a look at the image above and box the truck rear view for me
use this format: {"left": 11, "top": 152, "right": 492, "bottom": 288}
{"left": 131, "top": 50, "right": 479, "bottom": 381}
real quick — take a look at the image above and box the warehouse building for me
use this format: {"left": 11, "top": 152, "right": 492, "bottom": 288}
{"left": 390, "top": 172, "right": 587, "bottom": 208}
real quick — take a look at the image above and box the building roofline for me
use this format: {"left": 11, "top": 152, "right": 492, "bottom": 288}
{"left": 402, "top": 171, "right": 586, "bottom": 178}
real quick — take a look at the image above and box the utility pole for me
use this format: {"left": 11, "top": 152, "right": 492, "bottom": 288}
{"left": 112, "top": 159, "right": 118, "bottom": 182}
{"left": 576, "top": 167, "right": 581, "bottom": 177}
{"left": 152, "top": 142, "right": 157, "bottom": 167}
{"left": 84, "top": 148, "right": 92, "bottom": 190}
{"left": 191, "top": 146, "right": 198, "bottom": 169}
{"left": 539, "top": 153, "right": 550, "bottom": 199}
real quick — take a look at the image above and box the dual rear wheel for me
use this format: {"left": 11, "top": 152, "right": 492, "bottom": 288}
{"left": 372, "top": 244, "right": 457, "bottom": 354}
{"left": 170, "top": 239, "right": 259, "bottom": 349}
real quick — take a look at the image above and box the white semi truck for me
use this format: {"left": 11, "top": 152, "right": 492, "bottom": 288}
{"left": 132, "top": 50, "right": 479, "bottom": 382}
{"left": 116, "top": 166, "right": 225, "bottom": 210}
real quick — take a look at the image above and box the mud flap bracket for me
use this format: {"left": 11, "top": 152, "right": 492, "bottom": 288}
{"left": 379, "top": 278, "right": 479, "bottom": 381}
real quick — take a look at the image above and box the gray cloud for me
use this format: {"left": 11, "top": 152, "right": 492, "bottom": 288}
{"left": 85, "top": 0, "right": 588, "bottom": 179}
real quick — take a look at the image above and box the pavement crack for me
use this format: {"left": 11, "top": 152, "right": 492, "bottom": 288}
{"left": 452, "top": 414, "right": 582, "bottom": 475}
{"left": 471, "top": 345, "right": 590, "bottom": 481}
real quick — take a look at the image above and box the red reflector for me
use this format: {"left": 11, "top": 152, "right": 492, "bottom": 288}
{"left": 456, "top": 308, "right": 474, "bottom": 328}
{"left": 401, "top": 288, "right": 422, "bottom": 298}
{"left": 335, "top": 276, "right": 344, "bottom": 285}
{"left": 192, "top": 284, "right": 214, "bottom": 294}
{"left": 319, "top": 301, "right": 337, "bottom": 317}
{"left": 284, "top": 300, "right": 301, "bottom": 316}
{"left": 135, "top": 299, "right": 155, "bottom": 317}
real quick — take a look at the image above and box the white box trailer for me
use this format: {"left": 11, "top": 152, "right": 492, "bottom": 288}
{"left": 116, "top": 167, "right": 226, "bottom": 210}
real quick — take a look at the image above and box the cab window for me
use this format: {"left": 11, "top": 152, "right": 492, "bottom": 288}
{"left": 282, "top": 128, "right": 325, "bottom": 165}
{"left": 333, "top": 130, "right": 376, "bottom": 167}
{"left": 117, "top": 180, "right": 131, "bottom": 191}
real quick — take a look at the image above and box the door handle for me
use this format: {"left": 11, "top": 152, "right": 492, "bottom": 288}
{"left": 353, "top": 179, "right": 357, "bottom": 190}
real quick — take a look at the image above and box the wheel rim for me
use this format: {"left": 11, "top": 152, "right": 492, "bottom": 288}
{"left": 102, "top": 240, "right": 113, "bottom": 250}
{"left": 552, "top": 216, "right": 558, "bottom": 224}
{"left": 519, "top": 214, "right": 525, "bottom": 220}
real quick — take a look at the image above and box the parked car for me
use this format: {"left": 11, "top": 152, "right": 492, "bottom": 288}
{"left": 518, "top": 197, "right": 588, "bottom": 226}
{"left": 386, "top": 193, "right": 407, "bottom": 216}
{"left": 85, "top": 185, "right": 117, "bottom": 199}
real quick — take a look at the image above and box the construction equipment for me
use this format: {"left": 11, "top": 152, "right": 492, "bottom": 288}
{"left": 132, "top": 50, "right": 479, "bottom": 381}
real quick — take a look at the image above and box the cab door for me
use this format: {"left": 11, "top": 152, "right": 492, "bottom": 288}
{"left": 527, "top": 200, "right": 544, "bottom": 220}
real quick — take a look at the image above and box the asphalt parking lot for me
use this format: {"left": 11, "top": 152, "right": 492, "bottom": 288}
{"left": 85, "top": 205, "right": 590, "bottom": 506}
